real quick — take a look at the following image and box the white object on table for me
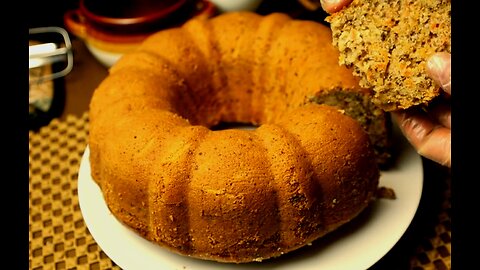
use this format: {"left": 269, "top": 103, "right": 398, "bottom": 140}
{"left": 208, "top": 0, "right": 263, "bottom": 12}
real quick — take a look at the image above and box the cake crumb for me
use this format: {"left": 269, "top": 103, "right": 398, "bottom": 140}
{"left": 376, "top": 186, "right": 396, "bottom": 200}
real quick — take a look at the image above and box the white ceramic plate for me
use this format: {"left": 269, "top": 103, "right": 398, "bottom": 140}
{"left": 78, "top": 126, "right": 423, "bottom": 270}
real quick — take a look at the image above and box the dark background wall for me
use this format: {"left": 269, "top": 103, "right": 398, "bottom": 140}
{"left": 27, "top": 0, "right": 329, "bottom": 29}
{"left": 28, "top": 0, "right": 80, "bottom": 28}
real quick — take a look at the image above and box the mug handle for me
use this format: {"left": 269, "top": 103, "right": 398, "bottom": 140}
{"left": 64, "top": 9, "right": 87, "bottom": 39}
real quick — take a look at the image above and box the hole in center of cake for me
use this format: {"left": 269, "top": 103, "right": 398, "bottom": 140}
{"left": 210, "top": 122, "right": 258, "bottom": 131}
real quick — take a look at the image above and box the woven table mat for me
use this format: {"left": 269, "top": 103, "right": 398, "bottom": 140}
{"left": 409, "top": 169, "right": 451, "bottom": 270}
{"left": 29, "top": 113, "right": 120, "bottom": 270}
{"left": 28, "top": 113, "right": 451, "bottom": 270}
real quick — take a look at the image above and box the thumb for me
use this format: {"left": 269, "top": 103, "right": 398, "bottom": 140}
{"left": 426, "top": 52, "right": 451, "bottom": 95}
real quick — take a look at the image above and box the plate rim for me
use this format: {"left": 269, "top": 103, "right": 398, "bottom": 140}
{"left": 78, "top": 133, "right": 423, "bottom": 270}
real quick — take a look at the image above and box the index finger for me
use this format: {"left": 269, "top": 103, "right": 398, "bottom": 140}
{"left": 320, "top": 0, "right": 353, "bottom": 14}
{"left": 392, "top": 110, "right": 451, "bottom": 168}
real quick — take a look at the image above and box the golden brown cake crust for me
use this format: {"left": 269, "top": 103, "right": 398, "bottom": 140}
{"left": 326, "top": 0, "right": 451, "bottom": 111}
{"left": 88, "top": 11, "right": 381, "bottom": 263}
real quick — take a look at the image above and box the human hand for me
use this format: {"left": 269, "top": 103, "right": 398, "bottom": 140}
{"left": 320, "top": 1, "right": 451, "bottom": 167}
{"left": 391, "top": 53, "right": 451, "bottom": 168}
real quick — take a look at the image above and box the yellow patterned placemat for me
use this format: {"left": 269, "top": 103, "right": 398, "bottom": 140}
{"left": 29, "top": 113, "right": 450, "bottom": 270}
{"left": 29, "top": 113, "right": 120, "bottom": 270}
{"left": 409, "top": 170, "right": 451, "bottom": 270}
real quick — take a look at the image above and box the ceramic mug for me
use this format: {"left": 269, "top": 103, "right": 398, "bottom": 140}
{"left": 64, "top": 0, "right": 216, "bottom": 67}
{"left": 208, "top": 0, "right": 263, "bottom": 13}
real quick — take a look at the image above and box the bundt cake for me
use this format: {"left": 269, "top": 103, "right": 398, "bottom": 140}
{"left": 88, "top": 11, "right": 384, "bottom": 263}
{"left": 325, "top": 0, "right": 451, "bottom": 111}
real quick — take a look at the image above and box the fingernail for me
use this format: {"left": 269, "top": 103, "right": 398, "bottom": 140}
{"left": 426, "top": 52, "right": 451, "bottom": 94}
{"left": 320, "top": 0, "right": 331, "bottom": 11}
{"left": 320, "top": 0, "right": 352, "bottom": 14}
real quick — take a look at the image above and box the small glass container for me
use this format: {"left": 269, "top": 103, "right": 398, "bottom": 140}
{"left": 29, "top": 26, "right": 73, "bottom": 130}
